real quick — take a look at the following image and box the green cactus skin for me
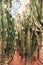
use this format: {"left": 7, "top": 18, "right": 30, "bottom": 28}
{"left": 0, "top": 0, "right": 43, "bottom": 65}
{"left": 0, "top": 0, "right": 16, "bottom": 64}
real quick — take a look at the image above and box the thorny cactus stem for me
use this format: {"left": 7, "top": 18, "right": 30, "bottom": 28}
{"left": 0, "top": 0, "right": 16, "bottom": 65}
{"left": 39, "top": 32, "right": 43, "bottom": 64}
{"left": 39, "top": 0, "right": 43, "bottom": 64}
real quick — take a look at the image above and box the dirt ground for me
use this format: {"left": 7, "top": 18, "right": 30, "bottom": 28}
{"left": 9, "top": 51, "right": 43, "bottom": 65}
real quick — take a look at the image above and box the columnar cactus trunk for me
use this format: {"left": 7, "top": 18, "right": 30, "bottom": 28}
{"left": 39, "top": 32, "right": 43, "bottom": 63}
{"left": 0, "top": 0, "right": 16, "bottom": 65}
{"left": 39, "top": 0, "right": 43, "bottom": 63}
{"left": 42, "top": 0, "right": 43, "bottom": 16}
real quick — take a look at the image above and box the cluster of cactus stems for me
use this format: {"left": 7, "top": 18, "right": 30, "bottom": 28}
{"left": 0, "top": 0, "right": 43, "bottom": 65}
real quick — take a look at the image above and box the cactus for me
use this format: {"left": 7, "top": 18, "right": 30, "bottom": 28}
{"left": 0, "top": 0, "right": 43, "bottom": 65}
{"left": 16, "top": 0, "right": 42, "bottom": 64}
{"left": 0, "top": 0, "right": 16, "bottom": 64}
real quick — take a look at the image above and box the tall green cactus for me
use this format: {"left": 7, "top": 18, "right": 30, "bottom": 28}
{"left": 0, "top": 0, "right": 16, "bottom": 64}
{"left": 4, "top": 11, "right": 16, "bottom": 62}
{"left": 16, "top": 0, "right": 42, "bottom": 64}
{"left": 0, "top": 0, "right": 43, "bottom": 65}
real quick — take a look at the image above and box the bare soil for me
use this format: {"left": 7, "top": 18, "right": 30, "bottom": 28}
{"left": 9, "top": 51, "right": 43, "bottom": 65}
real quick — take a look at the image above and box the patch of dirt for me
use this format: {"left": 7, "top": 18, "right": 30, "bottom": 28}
{"left": 9, "top": 51, "right": 43, "bottom": 65}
